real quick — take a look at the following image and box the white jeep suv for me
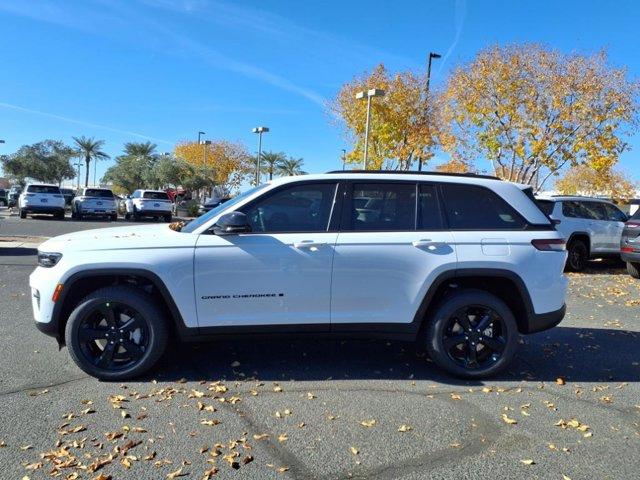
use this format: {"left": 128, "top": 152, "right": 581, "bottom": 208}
{"left": 71, "top": 187, "right": 118, "bottom": 221}
{"left": 124, "top": 189, "right": 173, "bottom": 222}
{"left": 30, "top": 172, "right": 568, "bottom": 380}
{"left": 535, "top": 196, "right": 628, "bottom": 271}
{"left": 19, "top": 184, "right": 66, "bottom": 219}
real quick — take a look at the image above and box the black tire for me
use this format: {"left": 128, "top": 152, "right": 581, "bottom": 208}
{"left": 71, "top": 209, "right": 77, "bottom": 219}
{"left": 566, "top": 239, "right": 588, "bottom": 272}
{"left": 19, "top": 209, "right": 27, "bottom": 219}
{"left": 627, "top": 262, "right": 640, "bottom": 279}
{"left": 163, "top": 214, "right": 172, "bottom": 223}
{"left": 55, "top": 211, "right": 65, "bottom": 220}
{"left": 124, "top": 212, "right": 131, "bottom": 221}
{"left": 65, "top": 286, "right": 169, "bottom": 381}
{"left": 133, "top": 206, "right": 140, "bottom": 222}
{"left": 110, "top": 214, "right": 118, "bottom": 222}
{"left": 422, "top": 289, "right": 519, "bottom": 379}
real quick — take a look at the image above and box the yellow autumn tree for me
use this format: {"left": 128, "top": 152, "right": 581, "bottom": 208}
{"left": 435, "top": 159, "right": 472, "bottom": 173}
{"left": 439, "top": 44, "right": 639, "bottom": 190}
{"left": 330, "top": 64, "right": 440, "bottom": 170}
{"left": 174, "top": 140, "right": 252, "bottom": 192}
{"left": 555, "top": 165, "right": 637, "bottom": 201}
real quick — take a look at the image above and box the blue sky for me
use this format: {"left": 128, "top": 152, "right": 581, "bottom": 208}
{"left": 1, "top": 0, "right": 639, "bottom": 185}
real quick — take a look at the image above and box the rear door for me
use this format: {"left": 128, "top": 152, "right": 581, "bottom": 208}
{"left": 600, "top": 202, "right": 627, "bottom": 251}
{"left": 331, "top": 181, "right": 456, "bottom": 327}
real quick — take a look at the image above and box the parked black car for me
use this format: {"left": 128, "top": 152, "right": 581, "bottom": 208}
{"left": 198, "top": 197, "right": 231, "bottom": 216}
{"left": 620, "top": 209, "right": 640, "bottom": 278}
{"left": 0, "top": 188, "right": 7, "bottom": 206}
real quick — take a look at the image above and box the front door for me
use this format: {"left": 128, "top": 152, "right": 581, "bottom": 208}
{"left": 194, "top": 182, "right": 339, "bottom": 328}
{"left": 331, "top": 182, "right": 457, "bottom": 326}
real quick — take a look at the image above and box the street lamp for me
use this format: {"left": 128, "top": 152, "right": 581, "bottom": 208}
{"left": 0, "top": 139, "right": 5, "bottom": 144}
{"left": 252, "top": 126, "right": 269, "bottom": 185}
{"left": 203, "top": 140, "right": 212, "bottom": 163}
{"left": 419, "top": 52, "right": 441, "bottom": 171}
{"left": 198, "top": 131, "right": 205, "bottom": 145}
{"left": 341, "top": 148, "right": 347, "bottom": 170}
{"left": 355, "top": 88, "right": 385, "bottom": 169}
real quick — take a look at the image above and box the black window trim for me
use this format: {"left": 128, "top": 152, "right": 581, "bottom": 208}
{"left": 231, "top": 179, "right": 342, "bottom": 235}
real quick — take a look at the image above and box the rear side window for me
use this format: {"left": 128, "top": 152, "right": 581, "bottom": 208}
{"left": 536, "top": 200, "right": 555, "bottom": 216}
{"left": 85, "top": 189, "right": 114, "bottom": 198}
{"left": 143, "top": 191, "right": 169, "bottom": 200}
{"left": 27, "top": 185, "right": 60, "bottom": 194}
{"left": 441, "top": 184, "right": 526, "bottom": 230}
{"left": 602, "top": 203, "right": 627, "bottom": 222}
{"left": 349, "top": 183, "right": 416, "bottom": 231}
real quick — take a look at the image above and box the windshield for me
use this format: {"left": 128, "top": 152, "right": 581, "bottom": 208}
{"left": 181, "top": 185, "right": 268, "bottom": 233}
{"left": 85, "top": 189, "right": 114, "bottom": 198}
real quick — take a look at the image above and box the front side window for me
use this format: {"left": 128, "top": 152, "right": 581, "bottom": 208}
{"left": 441, "top": 184, "right": 525, "bottom": 230}
{"left": 241, "top": 183, "right": 337, "bottom": 233}
{"left": 348, "top": 183, "right": 416, "bottom": 231}
{"left": 581, "top": 201, "right": 607, "bottom": 220}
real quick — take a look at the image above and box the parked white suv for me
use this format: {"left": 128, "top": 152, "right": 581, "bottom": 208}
{"left": 19, "top": 184, "right": 66, "bottom": 219}
{"left": 535, "top": 196, "right": 628, "bottom": 271}
{"left": 30, "top": 172, "right": 567, "bottom": 380}
{"left": 71, "top": 187, "right": 118, "bottom": 221}
{"left": 124, "top": 189, "right": 172, "bottom": 222}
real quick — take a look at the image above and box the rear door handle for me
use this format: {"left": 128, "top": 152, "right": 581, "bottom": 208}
{"left": 293, "top": 240, "right": 325, "bottom": 250}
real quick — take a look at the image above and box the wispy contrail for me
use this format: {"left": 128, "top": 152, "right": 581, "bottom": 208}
{"left": 438, "top": 0, "right": 467, "bottom": 75}
{"left": 0, "top": 102, "right": 173, "bottom": 145}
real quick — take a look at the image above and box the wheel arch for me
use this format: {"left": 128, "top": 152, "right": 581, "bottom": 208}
{"left": 567, "top": 232, "right": 591, "bottom": 255}
{"left": 52, "top": 268, "right": 190, "bottom": 345}
{"left": 413, "top": 268, "right": 536, "bottom": 336}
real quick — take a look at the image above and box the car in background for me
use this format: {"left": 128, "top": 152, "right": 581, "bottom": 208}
{"left": 18, "top": 184, "right": 65, "bottom": 219}
{"left": 0, "top": 188, "right": 7, "bottom": 206}
{"left": 536, "top": 196, "right": 628, "bottom": 271}
{"left": 71, "top": 187, "right": 118, "bottom": 221}
{"left": 124, "top": 189, "right": 173, "bottom": 222}
{"left": 60, "top": 188, "right": 76, "bottom": 206}
{"left": 198, "top": 197, "right": 231, "bottom": 216}
{"left": 8, "top": 186, "right": 22, "bottom": 208}
{"left": 620, "top": 210, "right": 640, "bottom": 278}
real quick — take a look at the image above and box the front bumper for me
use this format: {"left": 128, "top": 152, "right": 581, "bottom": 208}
{"left": 523, "top": 304, "right": 566, "bottom": 334}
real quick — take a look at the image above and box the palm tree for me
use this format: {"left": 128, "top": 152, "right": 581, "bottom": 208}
{"left": 123, "top": 141, "right": 157, "bottom": 159}
{"left": 276, "top": 157, "right": 306, "bottom": 176}
{"left": 259, "top": 151, "right": 287, "bottom": 180}
{"left": 73, "top": 136, "right": 109, "bottom": 187}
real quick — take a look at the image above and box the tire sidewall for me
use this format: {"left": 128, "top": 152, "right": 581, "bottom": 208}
{"left": 424, "top": 289, "right": 519, "bottom": 379}
{"left": 567, "top": 240, "right": 588, "bottom": 271}
{"left": 65, "top": 287, "right": 168, "bottom": 381}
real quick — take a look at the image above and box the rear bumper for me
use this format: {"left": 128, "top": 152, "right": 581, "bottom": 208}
{"left": 620, "top": 251, "right": 640, "bottom": 263}
{"left": 22, "top": 206, "right": 64, "bottom": 214}
{"left": 523, "top": 304, "right": 566, "bottom": 334}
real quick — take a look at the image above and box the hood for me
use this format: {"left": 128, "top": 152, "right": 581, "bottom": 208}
{"left": 38, "top": 223, "right": 197, "bottom": 253}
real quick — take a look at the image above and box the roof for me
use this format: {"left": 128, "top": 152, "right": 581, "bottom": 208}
{"left": 536, "top": 195, "right": 615, "bottom": 203}
{"left": 325, "top": 169, "right": 501, "bottom": 180}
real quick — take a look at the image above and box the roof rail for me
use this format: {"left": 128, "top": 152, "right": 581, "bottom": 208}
{"left": 325, "top": 169, "right": 501, "bottom": 180}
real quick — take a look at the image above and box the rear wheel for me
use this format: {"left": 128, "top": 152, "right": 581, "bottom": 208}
{"left": 55, "top": 211, "right": 65, "bottom": 220}
{"left": 163, "top": 214, "right": 172, "bottom": 223}
{"left": 566, "top": 239, "right": 588, "bottom": 272}
{"left": 19, "top": 209, "right": 27, "bottom": 219}
{"left": 627, "top": 262, "right": 640, "bottom": 279}
{"left": 65, "top": 286, "right": 169, "bottom": 380}
{"left": 110, "top": 214, "right": 118, "bottom": 222}
{"left": 132, "top": 206, "right": 140, "bottom": 222}
{"left": 423, "top": 289, "right": 519, "bottom": 379}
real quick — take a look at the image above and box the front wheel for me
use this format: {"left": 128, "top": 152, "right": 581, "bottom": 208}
{"left": 627, "top": 261, "right": 640, "bottom": 279}
{"left": 65, "top": 286, "right": 169, "bottom": 380}
{"left": 19, "top": 209, "right": 27, "bottom": 219}
{"left": 422, "top": 289, "right": 519, "bottom": 379}
{"left": 163, "top": 214, "right": 172, "bottom": 223}
{"left": 110, "top": 214, "right": 118, "bottom": 222}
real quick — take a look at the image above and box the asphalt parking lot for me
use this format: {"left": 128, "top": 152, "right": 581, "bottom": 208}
{"left": 0, "top": 212, "right": 639, "bottom": 479}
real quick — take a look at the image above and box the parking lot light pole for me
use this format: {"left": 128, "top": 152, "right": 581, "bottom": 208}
{"left": 356, "top": 88, "right": 385, "bottom": 169}
{"left": 198, "top": 131, "right": 205, "bottom": 145}
{"left": 419, "top": 52, "right": 441, "bottom": 171}
{"left": 252, "top": 126, "right": 269, "bottom": 185}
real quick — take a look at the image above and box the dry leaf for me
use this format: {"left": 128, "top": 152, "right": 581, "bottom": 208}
{"left": 502, "top": 414, "right": 517, "bottom": 425}
{"left": 350, "top": 446, "right": 359, "bottom": 455}
{"left": 360, "top": 419, "right": 376, "bottom": 428}
{"left": 521, "top": 459, "right": 535, "bottom": 465}
{"left": 398, "top": 424, "right": 412, "bottom": 432}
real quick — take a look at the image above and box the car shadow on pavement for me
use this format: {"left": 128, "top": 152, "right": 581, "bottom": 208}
{"left": 0, "top": 247, "right": 38, "bottom": 256}
{"left": 146, "top": 326, "right": 639, "bottom": 385}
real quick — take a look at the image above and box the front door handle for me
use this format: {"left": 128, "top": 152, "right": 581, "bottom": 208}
{"left": 412, "top": 239, "right": 440, "bottom": 249}
{"left": 293, "top": 240, "right": 325, "bottom": 251}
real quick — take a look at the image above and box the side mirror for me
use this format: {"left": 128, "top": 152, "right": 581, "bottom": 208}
{"left": 213, "top": 211, "right": 251, "bottom": 235}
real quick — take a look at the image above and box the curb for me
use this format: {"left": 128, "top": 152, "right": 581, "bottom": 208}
{"left": 0, "top": 236, "right": 50, "bottom": 249}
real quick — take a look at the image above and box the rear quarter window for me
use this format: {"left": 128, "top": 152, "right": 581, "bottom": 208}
{"left": 441, "top": 184, "right": 526, "bottom": 230}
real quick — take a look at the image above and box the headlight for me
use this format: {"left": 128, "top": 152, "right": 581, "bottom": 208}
{"left": 38, "top": 252, "right": 63, "bottom": 268}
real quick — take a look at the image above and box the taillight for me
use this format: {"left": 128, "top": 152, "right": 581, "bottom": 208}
{"left": 531, "top": 239, "right": 566, "bottom": 251}
{"left": 621, "top": 246, "right": 635, "bottom": 253}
